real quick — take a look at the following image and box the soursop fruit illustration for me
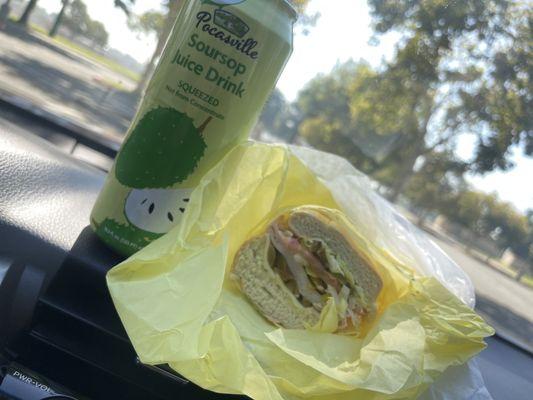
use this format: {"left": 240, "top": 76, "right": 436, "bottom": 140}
{"left": 113, "top": 107, "right": 211, "bottom": 235}
{"left": 116, "top": 107, "right": 210, "bottom": 188}
{"left": 124, "top": 188, "right": 193, "bottom": 234}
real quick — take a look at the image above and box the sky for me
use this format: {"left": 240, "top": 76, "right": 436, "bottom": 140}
{"left": 37, "top": 0, "right": 531, "bottom": 213}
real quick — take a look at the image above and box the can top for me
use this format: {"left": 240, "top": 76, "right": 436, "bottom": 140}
{"left": 280, "top": 0, "right": 299, "bottom": 21}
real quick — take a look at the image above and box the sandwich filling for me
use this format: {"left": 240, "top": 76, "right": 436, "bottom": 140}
{"left": 268, "top": 217, "right": 371, "bottom": 330}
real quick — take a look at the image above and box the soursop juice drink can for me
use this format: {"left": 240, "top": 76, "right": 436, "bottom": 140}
{"left": 91, "top": 0, "right": 297, "bottom": 255}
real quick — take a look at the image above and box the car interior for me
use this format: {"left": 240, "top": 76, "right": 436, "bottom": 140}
{"left": 1, "top": 0, "right": 532, "bottom": 399}
{"left": 1, "top": 106, "right": 532, "bottom": 400}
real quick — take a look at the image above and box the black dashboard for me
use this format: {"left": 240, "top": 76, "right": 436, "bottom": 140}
{"left": 0, "top": 127, "right": 245, "bottom": 399}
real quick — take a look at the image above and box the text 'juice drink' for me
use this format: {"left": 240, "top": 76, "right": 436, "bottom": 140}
{"left": 91, "top": 0, "right": 297, "bottom": 255}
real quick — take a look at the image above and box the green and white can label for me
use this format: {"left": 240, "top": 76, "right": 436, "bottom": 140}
{"left": 91, "top": 0, "right": 296, "bottom": 255}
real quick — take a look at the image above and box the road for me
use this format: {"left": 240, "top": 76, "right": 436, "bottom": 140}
{"left": 0, "top": 23, "right": 138, "bottom": 141}
{"left": 429, "top": 235, "right": 533, "bottom": 352}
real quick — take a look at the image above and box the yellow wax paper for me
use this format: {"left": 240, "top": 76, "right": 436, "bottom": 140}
{"left": 107, "top": 142, "right": 494, "bottom": 400}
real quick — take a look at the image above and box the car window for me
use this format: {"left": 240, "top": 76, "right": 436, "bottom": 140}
{"left": 0, "top": 0, "right": 531, "bottom": 353}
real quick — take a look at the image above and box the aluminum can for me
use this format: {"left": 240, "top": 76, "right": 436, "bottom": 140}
{"left": 91, "top": 0, "right": 297, "bottom": 255}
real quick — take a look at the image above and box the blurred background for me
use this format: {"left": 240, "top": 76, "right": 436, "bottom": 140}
{"left": 0, "top": 0, "right": 531, "bottom": 353}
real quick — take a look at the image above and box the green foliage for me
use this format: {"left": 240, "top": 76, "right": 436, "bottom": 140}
{"left": 295, "top": 0, "right": 530, "bottom": 204}
{"left": 115, "top": 107, "right": 207, "bottom": 188}
{"left": 128, "top": 9, "right": 166, "bottom": 37}
{"left": 46, "top": 0, "right": 133, "bottom": 42}
{"left": 288, "top": 0, "right": 531, "bottom": 259}
{"left": 453, "top": 190, "right": 486, "bottom": 233}
{"left": 296, "top": 57, "right": 532, "bottom": 259}
{"left": 405, "top": 151, "right": 467, "bottom": 218}
{"left": 295, "top": 56, "right": 437, "bottom": 197}
{"left": 367, "top": 0, "right": 532, "bottom": 173}
{"left": 17, "top": 0, "right": 38, "bottom": 26}
{"left": 483, "top": 197, "right": 529, "bottom": 250}
{"left": 61, "top": 0, "right": 111, "bottom": 47}
{"left": 403, "top": 151, "right": 532, "bottom": 259}
{"left": 86, "top": 19, "right": 109, "bottom": 47}
{"left": 437, "top": 188, "right": 531, "bottom": 257}
{"left": 456, "top": 34, "right": 532, "bottom": 172}
{"left": 62, "top": 0, "right": 89, "bottom": 37}
{"left": 297, "top": 62, "right": 382, "bottom": 172}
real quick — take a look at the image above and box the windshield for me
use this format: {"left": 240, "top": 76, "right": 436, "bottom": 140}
{"left": 0, "top": 0, "right": 531, "bottom": 353}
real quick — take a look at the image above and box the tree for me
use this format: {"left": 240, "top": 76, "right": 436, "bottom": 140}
{"left": 49, "top": 0, "right": 69, "bottom": 37}
{"left": 364, "top": 0, "right": 531, "bottom": 200}
{"left": 17, "top": 0, "right": 38, "bottom": 26}
{"left": 0, "top": 1, "right": 12, "bottom": 30}
{"left": 404, "top": 151, "right": 467, "bottom": 224}
{"left": 452, "top": 190, "right": 486, "bottom": 234}
{"left": 62, "top": 0, "right": 89, "bottom": 38}
{"left": 296, "top": 1, "right": 530, "bottom": 202}
{"left": 450, "top": 15, "right": 532, "bottom": 173}
{"left": 53, "top": 0, "right": 108, "bottom": 47}
{"left": 129, "top": 9, "right": 165, "bottom": 36}
{"left": 481, "top": 196, "right": 529, "bottom": 253}
{"left": 443, "top": 189, "right": 530, "bottom": 259}
{"left": 86, "top": 19, "right": 109, "bottom": 48}
{"left": 47, "top": 0, "right": 134, "bottom": 37}
{"left": 129, "top": 0, "right": 183, "bottom": 94}
{"left": 297, "top": 61, "right": 401, "bottom": 173}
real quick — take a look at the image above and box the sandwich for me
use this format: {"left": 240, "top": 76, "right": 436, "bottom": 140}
{"left": 231, "top": 206, "right": 383, "bottom": 334}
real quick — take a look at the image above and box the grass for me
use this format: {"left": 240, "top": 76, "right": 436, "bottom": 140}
{"left": 497, "top": 261, "right": 533, "bottom": 289}
{"left": 521, "top": 274, "right": 533, "bottom": 288}
{"left": 19, "top": 20, "right": 141, "bottom": 83}
{"left": 53, "top": 35, "right": 141, "bottom": 82}
{"left": 517, "top": 273, "right": 533, "bottom": 289}
{"left": 441, "top": 231, "right": 533, "bottom": 290}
